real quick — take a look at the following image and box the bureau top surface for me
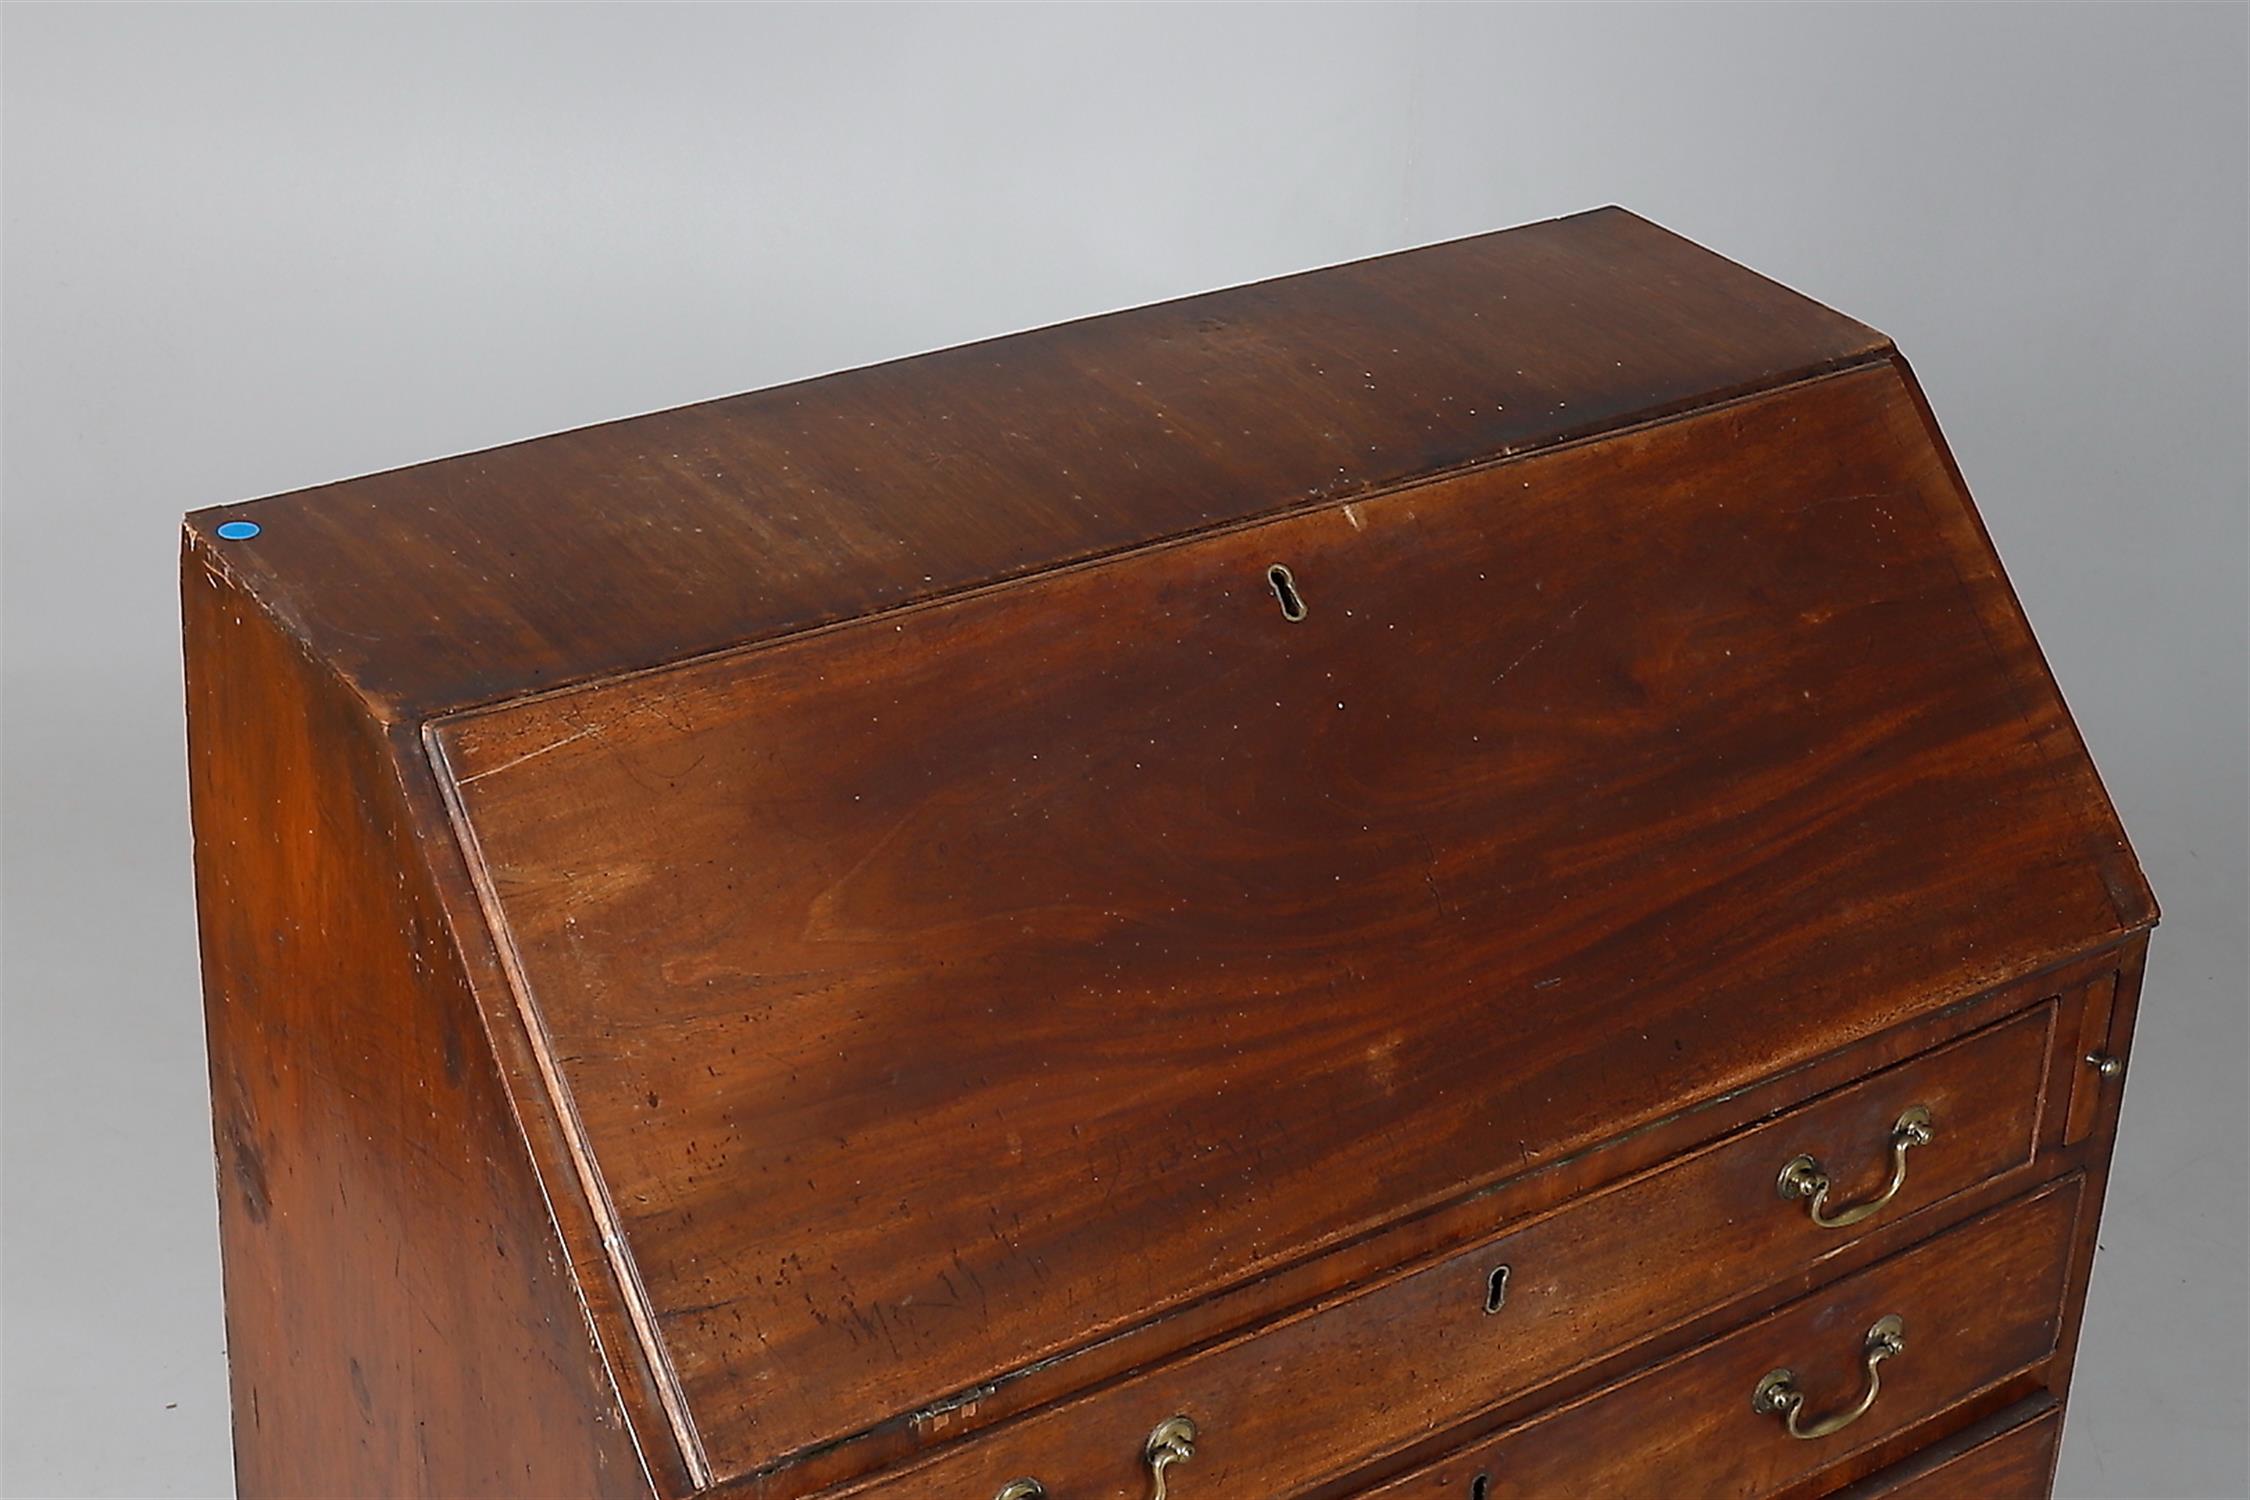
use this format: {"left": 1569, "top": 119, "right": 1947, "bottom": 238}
{"left": 185, "top": 207, "right": 1887, "bottom": 720}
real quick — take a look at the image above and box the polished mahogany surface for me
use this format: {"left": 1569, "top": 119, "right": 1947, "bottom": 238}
{"left": 185, "top": 208, "right": 1885, "bottom": 721}
{"left": 773, "top": 1004, "right": 2057, "bottom": 1500}
{"left": 185, "top": 209, "right": 2152, "bottom": 1499}
{"left": 434, "top": 362, "right": 2145, "bottom": 1480}
{"left": 1358, "top": 1180, "right": 2082, "bottom": 1498}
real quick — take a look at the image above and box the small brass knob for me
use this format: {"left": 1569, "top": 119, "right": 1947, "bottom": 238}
{"left": 995, "top": 1482, "right": 1046, "bottom": 1500}
{"left": 2087, "top": 1052, "right": 2124, "bottom": 1078}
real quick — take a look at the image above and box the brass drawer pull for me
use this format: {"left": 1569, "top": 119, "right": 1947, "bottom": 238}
{"left": 988, "top": 1417, "right": 1197, "bottom": 1500}
{"left": 1777, "top": 1106, "right": 1933, "bottom": 1229}
{"left": 1145, "top": 1416, "right": 1198, "bottom": 1500}
{"left": 1752, "top": 1315, "right": 1906, "bottom": 1440}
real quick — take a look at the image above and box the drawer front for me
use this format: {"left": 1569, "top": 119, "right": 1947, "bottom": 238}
{"left": 1839, "top": 1397, "right": 2062, "bottom": 1497}
{"left": 841, "top": 1006, "right": 2053, "bottom": 1500}
{"left": 1358, "top": 1177, "right": 2081, "bottom": 1499}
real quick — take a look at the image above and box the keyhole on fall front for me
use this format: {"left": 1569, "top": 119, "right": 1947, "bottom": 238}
{"left": 1268, "top": 563, "right": 1307, "bottom": 621}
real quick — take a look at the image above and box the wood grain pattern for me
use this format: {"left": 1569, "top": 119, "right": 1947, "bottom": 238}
{"left": 434, "top": 362, "right": 2148, "bottom": 1482}
{"left": 1358, "top": 1178, "right": 2081, "bottom": 1498}
{"left": 763, "top": 949, "right": 2128, "bottom": 1499}
{"left": 2041, "top": 939, "right": 2150, "bottom": 1413}
{"left": 182, "top": 208, "right": 1886, "bottom": 721}
{"left": 829, "top": 1003, "right": 2055, "bottom": 1500}
{"left": 2064, "top": 972, "right": 2122, "bottom": 1146}
{"left": 183, "top": 539, "right": 650, "bottom": 1498}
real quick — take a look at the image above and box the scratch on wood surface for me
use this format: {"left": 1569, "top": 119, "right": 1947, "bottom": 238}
{"left": 1493, "top": 600, "right": 1588, "bottom": 683}
{"left": 457, "top": 722, "right": 604, "bottom": 784}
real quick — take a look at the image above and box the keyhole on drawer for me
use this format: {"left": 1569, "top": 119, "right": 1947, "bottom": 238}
{"left": 1484, "top": 1264, "right": 1510, "bottom": 1315}
{"left": 1267, "top": 563, "right": 1307, "bottom": 621}
{"left": 1470, "top": 1473, "right": 1491, "bottom": 1500}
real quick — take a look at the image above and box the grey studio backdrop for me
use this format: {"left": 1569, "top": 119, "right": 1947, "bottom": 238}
{"left": 3, "top": 6, "right": 2243, "bottom": 1498}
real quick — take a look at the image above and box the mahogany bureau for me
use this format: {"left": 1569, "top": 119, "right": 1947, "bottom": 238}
{"left": 184, "top": 208, "right": 2155, "bottom": 1499}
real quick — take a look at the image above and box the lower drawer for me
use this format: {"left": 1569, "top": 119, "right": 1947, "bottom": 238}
{"left": 1836, "top": 1396, "right": 2063, "bottom": 1498}
{"left": 1357, "top": 1176, "right": 2082, "bottom": 1498}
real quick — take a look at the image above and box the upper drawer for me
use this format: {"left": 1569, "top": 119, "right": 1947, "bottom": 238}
{"left": 431, "top": 365, "right": 2142, "bottom": 1484}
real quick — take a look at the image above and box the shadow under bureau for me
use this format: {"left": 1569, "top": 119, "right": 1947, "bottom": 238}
{"left": 184, "top": 208, "right": 2154, "bottom": 1499}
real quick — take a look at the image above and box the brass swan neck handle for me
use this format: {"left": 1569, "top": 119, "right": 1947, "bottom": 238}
{"left": 1753, "top": 1315, "right": 1906, "bottom": 1440}
{"left": 1144, "top": 1416, "right": 1198, "bottom": 1500}
{"left": 989, "top": 1416, "right": 1198, "bottom": 1500}
{"left": 1778, "top": 1106, "right": 1933, "bottom": 1229}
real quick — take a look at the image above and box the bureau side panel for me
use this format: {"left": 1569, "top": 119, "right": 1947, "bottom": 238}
{"left": 183, "top": 539, "right": 649, "bottom": 1498}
